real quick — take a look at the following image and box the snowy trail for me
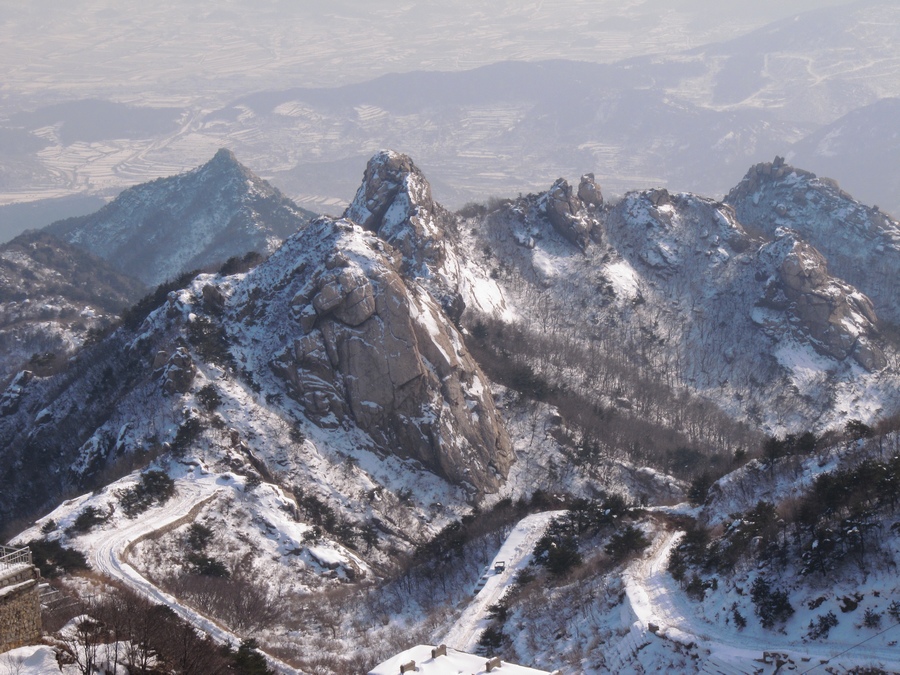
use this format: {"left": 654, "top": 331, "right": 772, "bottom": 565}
{"left": 624, "top": 527, "right": 900, "bottom": 671}
{"left": 442, "top": 510, "right": 565, "bottom": 652}
{"left": 80, "top": 474, "right": 303, "bottom": 675}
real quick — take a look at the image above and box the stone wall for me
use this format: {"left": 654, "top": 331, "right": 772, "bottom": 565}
{"left": 0, "top": 565, "right": 41, "bottom": 652}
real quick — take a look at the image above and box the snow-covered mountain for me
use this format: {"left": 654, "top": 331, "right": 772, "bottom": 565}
{"left": 5, "top": 149, "right": 900, "bottom": 673}
{"left": 0, "top": 230, "right": 145, "bottom": 384}
{"left": 45, "top": 148, "right": 314, "bottom": 287}
{"left": 5, "top": 147, "right": 899, "bottom": 527}
{"left": 461, "top": 164, "right": 898, "bottom": 436}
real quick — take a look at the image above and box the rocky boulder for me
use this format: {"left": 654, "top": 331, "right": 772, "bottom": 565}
{"left": 646, "top": 188, "right": 672, "bottom": 208}
{"left": 578, "top": 173, "right": 603, "bottom": 207}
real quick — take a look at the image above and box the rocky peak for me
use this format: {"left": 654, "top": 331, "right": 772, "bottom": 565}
{"left": 209, "top": 146, "right": 241, "bottom": 168}
{"left": 200, "top": 147, "right": 257, "bottom": 186}
{"left": 44, "top": 150, "right": 313, "bottom": 287}
{"left": 344, "top": 150, "right": 446, "bottom": 276}
{"left": 726, "top": 157, "right": 900, "bottom": 324}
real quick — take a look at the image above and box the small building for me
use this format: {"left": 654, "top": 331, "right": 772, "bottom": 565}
{"left": 368, "top": 644, "right": 559, "bottom": 675}
{"left": 0, "top": 546, "right": 42, "bottom": 653}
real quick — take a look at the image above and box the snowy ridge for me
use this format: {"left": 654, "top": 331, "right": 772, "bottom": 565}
{"left": 471, "top": 170, "right": 900, "bottom": 434}
{"left": 44, "top": 149, "right": 313, "bottom": 286}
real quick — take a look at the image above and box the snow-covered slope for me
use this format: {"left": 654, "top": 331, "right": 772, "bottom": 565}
{"left": 45, "top": 149, "right": 314, "bottom": 286}
{"left": 464, "top": 168, "right": 899, "bottom": 436}
{"left": 0, "top": 230, "right": 145, "bottom": 384}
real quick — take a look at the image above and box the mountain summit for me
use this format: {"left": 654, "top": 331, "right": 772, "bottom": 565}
{"left": 45, "top": 149, "right": 313, "bottom": 286}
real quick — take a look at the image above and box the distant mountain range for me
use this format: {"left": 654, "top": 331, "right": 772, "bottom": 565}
{"left": 1, "top": 1, "right": 897, "bottom": 235}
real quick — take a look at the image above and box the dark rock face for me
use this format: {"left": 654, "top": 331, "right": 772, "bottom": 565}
{"left": 262, "top": 218, "right": 513, "bottom": 495}
{"left": 543, "top": 178, "right": 593, "bottom": 250}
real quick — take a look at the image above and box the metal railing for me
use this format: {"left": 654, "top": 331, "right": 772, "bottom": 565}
{"left": 0, "top": 544, "right": 31, "bottom": 571}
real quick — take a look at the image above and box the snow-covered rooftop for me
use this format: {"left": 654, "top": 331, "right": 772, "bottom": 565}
{"left": 368, "top": 645, "right": 557, "bottom": 675}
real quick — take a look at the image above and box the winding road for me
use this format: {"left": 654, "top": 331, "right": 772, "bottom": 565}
{"left": 80, "top": 475, "right": 302, "bottom": 675}
{"left": 442, "top": 510, "right": 565, "bottom": 652}
{"left": 623, "top": 528, "right": 900, "bottom": 672}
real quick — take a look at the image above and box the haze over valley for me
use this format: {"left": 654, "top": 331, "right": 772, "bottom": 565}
{"left": 1, "top": 0, "right": 898, "bottom": 230}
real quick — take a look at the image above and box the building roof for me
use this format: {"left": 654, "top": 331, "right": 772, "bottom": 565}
{"left": 368, "top": 645, "right": 557, "bottom": 675}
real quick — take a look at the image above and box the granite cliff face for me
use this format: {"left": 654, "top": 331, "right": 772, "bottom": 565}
{"left": 757, "top": 232, "right": 886, "bottom": 371}
{"left": 45, "top": 149, "right": 314, "bottom": 287}
{"left": 343, "top": 149, "right": 508, "bottom": 324}
{"left": 463, "top": 162, "right": 898, "bottom": 434}
{"left": 256, "top": 218, "right": 513, "bottom": 493}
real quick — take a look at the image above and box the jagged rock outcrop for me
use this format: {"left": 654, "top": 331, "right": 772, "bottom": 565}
{"left": 342, "top": 150, "right": 487, "bottom": 324}
{"left": 45, "top": 149, "right": 314, "bottom": 287}
{"left": 344, "top": 150, "right": 447, "bottom": 276}
{"left": 578, "top": 173, "right": 603, "bottom": 207}
{"left": 646, "top": 188, "right": 672, "bottom": 208}
{"left": 759, "top": 232, "right": 886, "bottom": 371}
{"left": 542, "top": 178, "right": 593, "bottom": 250}
{"left": 252, "top": 217, "right": 513, "bottom": 495}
